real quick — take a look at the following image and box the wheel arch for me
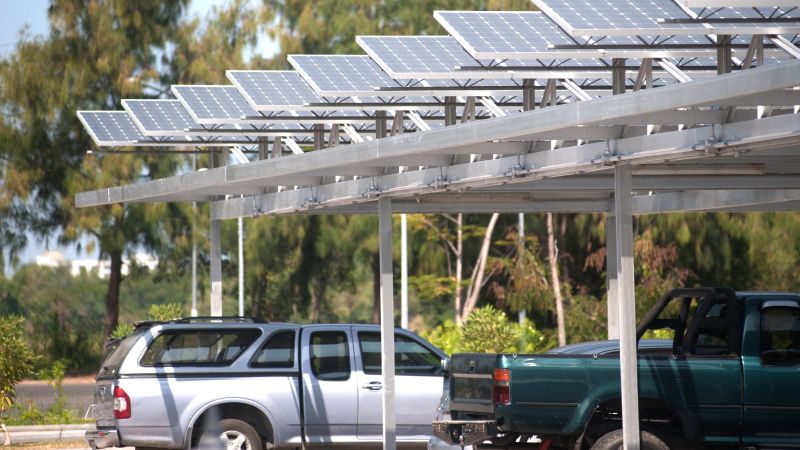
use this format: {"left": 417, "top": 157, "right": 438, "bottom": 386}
{"left": 580, "top": 396, "right": 702, "bottom": 444}
{"left": 184, "top": 398, "right": 278, "bottom": 449}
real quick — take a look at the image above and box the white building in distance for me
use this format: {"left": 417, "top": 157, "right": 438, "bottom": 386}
{"left": 35, "top": 251, "right": 158, "bottom": 278}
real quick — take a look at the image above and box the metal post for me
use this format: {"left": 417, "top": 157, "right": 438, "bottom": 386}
{"left": 378, "top": 197, "right": 397, "bottom": 450}
{"left": 400, "top": 213, "right": 409, "bottom": 329}
{"left": 238, "top": 217, "right": 244, "bottom": 317}
{"left": 606, "top": 214, "right": 618, "bottom": 339}
{"left": 518, "top": 212, "right": 526, "bottom": 324}
{"left": 613, "top": 58, "right": 627, "bottom": 95}
{"left": 614, "top": 164, "right": 640, "bottom": 450}
{"left": 209, "top": 218, "right": 223, "bottom": 317}
{"left": 717, "top": 35, "right": 732, "bottom": 75}
{"left": 191, "top": 152, "right": 198, "bottom": 317}
{"left": 522, "top": 79, "right": 536, "bottom": 111}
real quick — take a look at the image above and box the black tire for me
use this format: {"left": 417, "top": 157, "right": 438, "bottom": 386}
{"left": 590, "top": 429, "right": 670, "bottom": 450}
{"left": 197, "top": 418, "right": 262, "bottom": 450}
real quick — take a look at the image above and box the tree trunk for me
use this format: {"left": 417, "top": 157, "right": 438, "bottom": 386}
{"left": 103, "top": 250, "right": 123, "bottom": 342}
{"left": 460, "top": 213, "right": 500, "bottom": 323}
{"left": 454, "top": 213, "right": 464, "bottom": 325}
{"left": 372, "top": 252, "right": 380, "bottom": 324}
{"left": 547, "top": 213, "right": 567, "bottom": 347}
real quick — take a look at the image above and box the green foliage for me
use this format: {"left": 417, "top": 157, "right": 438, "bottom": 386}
{"left": 148, "top": 303, "right": 184, "bottom": 322}
{"left": 0, "top": 316, "right": 37, "bottom": 418}
{"left": 111, "top": 323, "right": 135, "bottom": 339}
{"left": 423, "top": 306, "right": 554, "bottom": 355}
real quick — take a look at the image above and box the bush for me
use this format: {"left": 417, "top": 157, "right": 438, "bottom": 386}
{"left": 0, "top": 316, "right": 37, "bottom": 421}
{"left": 423, "top": 306, "right": 555, "bottom": 355}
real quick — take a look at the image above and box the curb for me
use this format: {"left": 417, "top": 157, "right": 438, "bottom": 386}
{"left": 5, "top": 424, "right": 94, "bottom": 445}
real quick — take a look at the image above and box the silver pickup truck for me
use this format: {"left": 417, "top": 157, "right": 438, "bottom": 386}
{"left": 87, "top": 318, "right": 447, "bottom": 450}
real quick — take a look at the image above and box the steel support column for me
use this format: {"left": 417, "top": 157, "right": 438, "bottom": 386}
{"left": 717, "top": 35, "right": 732, "bottom": 75}
{"left": 378, "top": 197, "right": 397, "bottom": 450}
{"left": 210, "top": 218, "right": 223, "bottom": 316}
{"left": 400, "top": 212, "right": 409, "bottom": 329}
{"left": 613, "top": 58, "right": 627, "bottom": 95}
{"left": 606, "top": 214, "right": 619, "bottom": 340}
{"left": 615, "top": 164, "right": 639, "bottom": 450}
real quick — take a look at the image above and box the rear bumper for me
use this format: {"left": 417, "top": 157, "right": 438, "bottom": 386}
{"left": 86, "top": 429, "right": 119, "bottom": 449}
{"left": 432, "top": 420, "right": 497, "bottom": 447}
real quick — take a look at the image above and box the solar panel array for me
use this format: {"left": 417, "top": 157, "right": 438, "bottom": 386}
{"left": 77, "top": 0, "right": 800, "bottom": 149}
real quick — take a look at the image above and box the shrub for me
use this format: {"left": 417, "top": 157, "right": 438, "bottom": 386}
{"left": 423, "top": 306, "right": 555, "bottom": 355}
{"left": 0, "top": 316, "right": 37, "bottom": 421}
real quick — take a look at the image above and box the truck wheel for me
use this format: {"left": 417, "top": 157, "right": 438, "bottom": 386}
{"left": 197, "top": 418, "right": 262, "bottom": 450}
{"left": 590, "top": 429, "right": 670, "bottom": 450}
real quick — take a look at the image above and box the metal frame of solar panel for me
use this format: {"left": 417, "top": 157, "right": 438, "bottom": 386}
{"left": 532, "top": 0, "right": 800, "bottom": 37}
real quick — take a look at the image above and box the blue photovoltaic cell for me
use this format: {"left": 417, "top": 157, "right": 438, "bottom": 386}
{"left": 226, "top": 70, "right": 321, "bottom": 110}
{"left": 171, "top": 85, "right": 260, "bottom": 123}
{"left": 122, "top": 99, "right": 197, "bottom": 135}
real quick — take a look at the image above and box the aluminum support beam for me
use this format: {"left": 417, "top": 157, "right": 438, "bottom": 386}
{"left": 378, "top": 197, "right": 397, "bottom": 450}
{"left": 210, "top": 219, "right": 223, "bottom": 316}
{"left": 606, "top": 214, "right": 619, "bottom": 340}
{"left": 633, "top": 189, "right": 800, "bottom": 214}
{"left": 615, "top": 164, "right": 640, "bottom": 450}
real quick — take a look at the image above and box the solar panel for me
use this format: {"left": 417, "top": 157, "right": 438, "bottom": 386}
{"left": 363, "top": 33, "right": 632, "bottom": 82}
{"left": 77, "top": 111, "right": 186, "bottom": 146}
{"left": 171, "top": 85, "right": 262, "bottom": 124}
{"left": 533, "top": 0, "right": 800, "bottom": 36}
{"left": 226, "top": 70, "right": 321, "bottom": 111}
{"left": 680, "top": 0, "right": 800, "bottom": 6}
{"left": 122, "top": 99, "right": 198, "bottom": 136}
{"left": 288, "top": 55, "right": 408, "bottom": 96}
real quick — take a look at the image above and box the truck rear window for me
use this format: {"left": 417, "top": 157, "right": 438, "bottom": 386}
{"left": 140, "top": 329, "right": 261, "bottom": 367}
{"left": 98, "top": 330, "right": 145, "bottom": 379}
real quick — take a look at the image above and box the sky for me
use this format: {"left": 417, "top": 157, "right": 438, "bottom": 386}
{"left": 2, "top": 0, "right": 275, "bottom": 273}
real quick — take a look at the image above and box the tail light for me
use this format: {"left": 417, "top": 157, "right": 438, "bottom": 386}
{"left": 493, "top": 368, "right": 511, "bottom": 406}
{"left": 113, "top": 386, "right": 131, "bottom": 419}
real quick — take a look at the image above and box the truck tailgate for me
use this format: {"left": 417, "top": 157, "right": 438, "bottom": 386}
{"left": 449, "top": 354, "right": 498, "bottom": 415}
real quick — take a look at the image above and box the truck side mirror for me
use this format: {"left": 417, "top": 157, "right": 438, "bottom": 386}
{"left": 441, "top": 358, "right": 450, "bottom": 377}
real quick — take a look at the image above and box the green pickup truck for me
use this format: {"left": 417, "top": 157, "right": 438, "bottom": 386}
{"left": 432, "top": 288, "right": 800, "bottom": 449}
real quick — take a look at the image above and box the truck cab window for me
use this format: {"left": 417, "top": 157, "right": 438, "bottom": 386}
{"left": 310, "top": 331, "right": 350, "bottom": 381}
{"left": 359, "top": 332, "right": 441, "bottom": 375}
{"left": 760, "top": 304, "right": 800, "bottom": 367}
{"left": 250, "top": 331, "right": 296, "bottom": 368}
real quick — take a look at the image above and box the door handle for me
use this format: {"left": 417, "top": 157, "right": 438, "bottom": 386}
{"left": 361, "top": 381, "right": 383, "bottom": 391}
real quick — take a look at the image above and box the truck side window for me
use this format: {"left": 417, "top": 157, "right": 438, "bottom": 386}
{"left": 140, "top": 329, "right": 260, "bottom": 367}
{"left": 760, "top": 305, "right": 800, "bottom": 367}
{"left": 359, "top": 332, "right": 441, "bottom": 376}
{"left": 250, "top": 331, "right": 296, "bottom": 368}
{"left": 310, "top": 331, "right": 350, "bottom": 381}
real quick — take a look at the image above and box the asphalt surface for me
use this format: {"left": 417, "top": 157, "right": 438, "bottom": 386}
{"left": 15, "top": 378, "right": 95, "bottom": 418}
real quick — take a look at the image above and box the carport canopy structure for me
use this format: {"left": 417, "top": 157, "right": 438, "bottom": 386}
{"left": 74, "top": 0, "right": 800, "bottom": 448}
